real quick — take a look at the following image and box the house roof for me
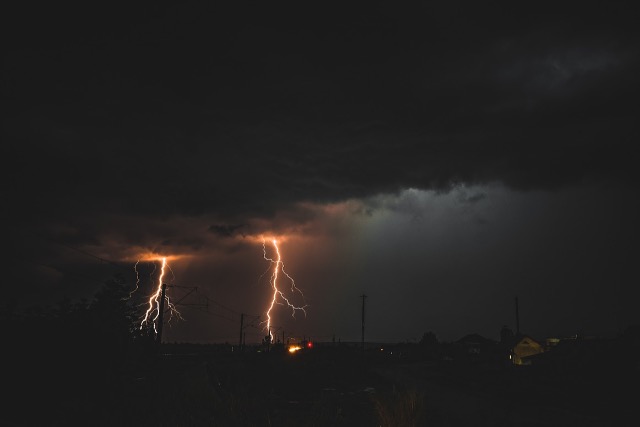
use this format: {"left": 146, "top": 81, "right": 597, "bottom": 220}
{"left": 503, "top": 333, "right": 542, "bottom": 349}
{"left": 455, "top": 333, "right": 497, "bottom": 345}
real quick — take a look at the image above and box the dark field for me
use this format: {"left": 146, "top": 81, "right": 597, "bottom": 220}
{"left": 9, "top": 344, "right": 637, "bottom": 426}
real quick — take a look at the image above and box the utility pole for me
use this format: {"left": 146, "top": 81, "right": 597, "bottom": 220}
{"left": 360, "top": 294, "right": 367, "bottom": 352}
{"left": 156, "top": 283, "right": 167, "bottom": 346}
{"left": 515, "top": 296, "right": 520, "bottom": 335}
{"left": 239, "top": 313, "right": 244, "bottom": 351}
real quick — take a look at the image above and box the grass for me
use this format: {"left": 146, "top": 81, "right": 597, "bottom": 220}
{"left": 372, "top": 387, "right": 430, "bottom": 427}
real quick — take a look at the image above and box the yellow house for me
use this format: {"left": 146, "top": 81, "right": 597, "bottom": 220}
{"left": 510, "top": 335, "right": 544, "bottom": 365}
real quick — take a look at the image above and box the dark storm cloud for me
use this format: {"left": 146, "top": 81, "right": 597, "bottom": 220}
{"left": 208, "top": 224, "right": 246, "bottom": 238}
{"left": 3, "top": 2, "right": 640, "bottom": 345}
{"left": 4, "top": 1, "right": 639, "bottom": 243}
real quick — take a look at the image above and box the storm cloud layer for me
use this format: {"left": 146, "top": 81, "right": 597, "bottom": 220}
{"left": 4, "top": 1, "right": 639, "bottom": 342}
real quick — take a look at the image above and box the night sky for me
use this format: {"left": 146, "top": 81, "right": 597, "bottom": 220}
{"left": 4, "top": 1, "right": 639, "bottom": 344}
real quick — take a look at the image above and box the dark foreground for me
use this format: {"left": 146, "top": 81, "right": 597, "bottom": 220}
{"left": 9, "top": 344, "right": 637, "bottom": 426}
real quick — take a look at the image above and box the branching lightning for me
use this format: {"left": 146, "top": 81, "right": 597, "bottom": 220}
{"left": 126, "top": 255, "right": 183, "bottom": 335}
{"left": 125, "top": 260, "right": 142, "bottom": 300}
{"left": 261, "top": 237, "right": 307, "bottom": 342}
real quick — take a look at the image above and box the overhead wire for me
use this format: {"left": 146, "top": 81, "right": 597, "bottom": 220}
{"left": 27, "top": 237, "right": 309, "bottom": 342}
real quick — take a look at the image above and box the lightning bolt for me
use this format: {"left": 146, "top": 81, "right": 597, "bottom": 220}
{"left": 262, "top": 237, "right": 308, "bottom": 342}
{"left": 126, "top": 256, "right": 183, "bottom": 335}
{"left": 124, "top": 259, "right": 142, "bottom": 300}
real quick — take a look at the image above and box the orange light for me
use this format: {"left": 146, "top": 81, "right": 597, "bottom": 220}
{"left": 288, "top": 345, "right": 302, "bottom": 353}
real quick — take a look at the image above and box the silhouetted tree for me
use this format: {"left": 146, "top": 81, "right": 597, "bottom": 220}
{"left": 419, "top": 331, "right": 438, "bottom": 347}
{"left": 419, "top": 331, "right": 440, "bottom": 360}
{"left": 87, "top": 275, "right": 140, "bottom": 358}
{"left": 500, "top": 325, "right": 514, "bottom": 343}
{"left": 8, "top": 274, "right": 153, "bottom": 380}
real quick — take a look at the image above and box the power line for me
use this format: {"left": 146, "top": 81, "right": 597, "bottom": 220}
{"left": 47, "top": 239, "right": 133, "bottom": 276}
{"left": 361, "top": 293, "right": 367, "bottom": 352}
{"left": 202, "top": 310, "right": 237, "bottom": 323}
{"left": 53, "top": 241, "right": 115, "bottom": 265}
{"left": 32, "top": 238, "right": 269, "bottom": 331}
{"left": 193, "top": 287, "right": 262, "bottom": 318}
{"left": 8, "top": 254, "right": 106, "bottom": 287}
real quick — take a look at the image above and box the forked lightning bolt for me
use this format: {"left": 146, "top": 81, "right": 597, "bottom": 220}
{"left": 262, "top": 237, "right": 308, "bottom": 342}
{"left": 126, "top": 256, "right": 183, "bottom": 334}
